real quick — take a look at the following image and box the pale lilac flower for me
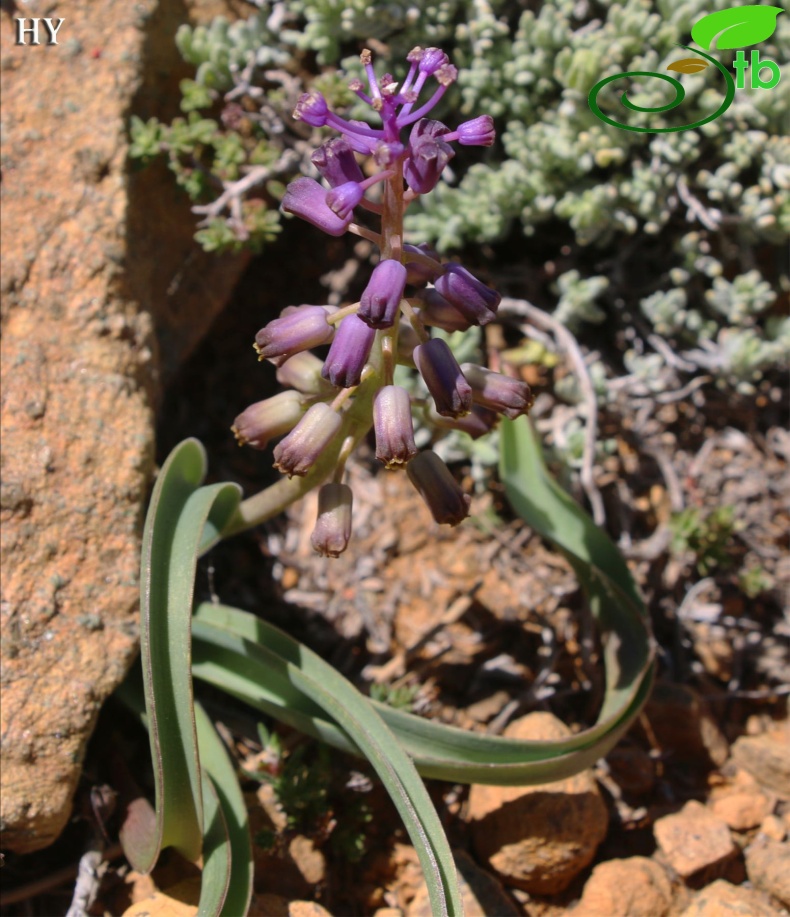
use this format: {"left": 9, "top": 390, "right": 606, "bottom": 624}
{"left": 254, "top": 306, "right": 334, "bottom": 363}
{"left": 232, "top": 391, "right": 305, "bottom": 450}
{"left": 359, "top": 260, "right": 408, "bottom": 330}
{"left": 460, "top": 363, "right": 535, "bottom": 419}
{"left": 273, "top": 402, "right": 343, "bottom": 477}
{"left": 311, "top": 483, "right": 353, "bottom": 557}
{"left": 374, "top": 385, "right": 418, "bottom": 468}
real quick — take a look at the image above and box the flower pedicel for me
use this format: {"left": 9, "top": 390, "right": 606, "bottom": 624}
{"left": 234, "top": 47, "right": 533, "bottom": 556}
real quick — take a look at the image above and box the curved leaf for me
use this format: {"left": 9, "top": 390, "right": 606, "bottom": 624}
{"left": 691, "top": 6, "right": 783, "bottom": 51}
{"left": 131, "top": 439, "right": 240, "bottom": 873}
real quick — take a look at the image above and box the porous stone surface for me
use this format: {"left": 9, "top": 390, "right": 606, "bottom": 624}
{"left": 745, "top": 838, "right": 790, "bottom": 907}
{"left": 653, "top": 801, "right": 736, "bottom": 879}
{"left": 1, "top": 0, "right": 249, "bottom": 854}
{"left": 251, "top": 896, "right": 333, "bottom": 917}
{"left": 731, "top": 725, "right": 790, "bottom": 799}
{"left": 570, "top": 856, "right": 673, "bottom": 917}
{"left": 467, "top": 711, "right": 609, "bottom": 895}
{"left": 678, "top": 879, "right": 781, "bottom": 917}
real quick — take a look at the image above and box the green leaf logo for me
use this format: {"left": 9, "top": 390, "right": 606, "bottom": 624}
{"left": 667, "top": 57, "right": 710, "bottom": 73}
{"left": 691, "top": 5, "right": 784, "bottom": 51}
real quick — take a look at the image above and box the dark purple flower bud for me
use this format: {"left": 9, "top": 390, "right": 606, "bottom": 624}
{"left": 326, "top": 181, "right": 364, "bottom": 220}
{"left": 407, "top": 451, "right": 470, "bottom": 526}
{"left": 231, "top": 390, "right": 305, "bottom": 450}
{"left": 282, "top": 177, "right": 353, "bottom": 237}
{"left": 414, "top": 289, "right": 472, "bottom": 332}
{"left": 322, "top": 314, "right": 376, "bottom": 388}
{"left": 404, "top": 243, "right": 442, "bottom": 286}
{"left": 311, "top": 138, "right": 365, "bottom": 188}
{"left": 434, "top": 263, "right": 501, "bottom": 326}
{"left": 456, "top": 115, "right": 495, "bottom": 146}
{"left": 254, "top": 305, "right": 334, "bottom": 363}
{"left": 272, "top": 402, "right": 342, "bottom": 477}
{"left": 358, "top": 259, "right": 407, "bottom": 330}
{"left": 293, "top": 90, "right": 329, "bottom": 126}
{"left": 427, "top": 404, "right": 499, "bottom": 439}
{"left": 419, "top": 48, "right": 450, "bottom": 75}
{"left": 460, "top": 363, "right": 535, "bottom": 420}
{"left": 413, "top": 338, "right": 472, "bottom": 418}
{"left": 311, "top": 482, "right": 353, "bottom": 557}
{"left": 403, "top": 119, "right": 454, "bottom": 195}
{"left": 374, "top": 385, "right": 418, "bottom": 469}
{"left": 276, "top": 351, "right": 334, "bottom": 396}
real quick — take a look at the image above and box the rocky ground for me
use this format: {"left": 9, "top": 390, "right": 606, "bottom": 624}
{"left": 3, "top": 238, "right": 788, "bottom": 914}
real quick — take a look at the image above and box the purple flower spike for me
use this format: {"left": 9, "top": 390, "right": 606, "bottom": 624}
{"left": 254, "top": 305, "right": 334, "bottom": 363}
{"left": 282, "top": 177, "right": 353, "bottom": 237}
{"left": 413, "top": 337, "right": 472, "bottom": 418}
{"left": 404, "top": 119, "right": 454, "bottom": 195}
{"left": 407, "top": 451, "right": 470, "bottom": 526}
{"left": 460, "top": 363, "right": 535, "bottom": 420}
{"left": 311, "top": 482, "right": 353, "bottom": 557}
{"left": 359, "top": 259, "right": 407, "bottom": 329}
{"left": 374, "top": 385, "right": 418, "bottom": 469}
{"left": 273, "top": 402, "right": 342, "bottom": 477}
{"left": 415, "top": 288, "right": 472, "bottom": 332}
{"left": 311, "top": 138, "right": 364, "bottom": 188}
{"left": 456, "top": 115, "right": 495, "bottom": 146}
{"left": 434, "top": 263, "right": 501, "bottom": 326}
{"left": 294, "top": 90, "right": 329, "bottom": 126}
{"left": 322, "top": 314, "right": 376, "bottom": 388}
{"left": 232, "top": 390, "right": 305, "bottom": 450}
{"left": 326, "top": 181, "right": 364, "bottom": 220}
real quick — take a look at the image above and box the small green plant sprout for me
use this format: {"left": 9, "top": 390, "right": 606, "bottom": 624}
{"left": 122, "top": 41, "right": 656, "bottom": 917}
{"left": 670, "top": 504, "right": 740, "bottom": 576}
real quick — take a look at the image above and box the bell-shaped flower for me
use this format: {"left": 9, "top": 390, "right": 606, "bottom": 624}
{"left": 434, "top": 263, "right": 500, "bottom": 326}
{"left": 282, "top": 177, "right": 353, "bottom": 237}
{"left": 374, "top": 385, "right": 418, "bottom": 469}
{"left": 322, "top": 314, "right": 376, "bottom": 388}
{"left": 407, "top": 451, "right": 470, "bottom": 526}
{"left": 254, "top": 305, "right": 334, "bottom": 364}
{"left": 413, "top": 338, "right": 472, "bottom": 418}
{"left": 272, "top": 402, "right": 343, "bottom": 477}
{"left": 311, "top": 138, "right": 364, "bottom": 188}
{"left": 460, "top": 363, "right": 535, "bottom": 419}
{"left": 403, "top": 119, "right": 454, "bottom": 195}
{"left": 358, "top": 259, "right": 407, "bottom": 330}
{"left": 311, "top": 482, "right": 353, "bottom": 557}
{"left": 231, "top": 390, "right": 305, "bottom": 450}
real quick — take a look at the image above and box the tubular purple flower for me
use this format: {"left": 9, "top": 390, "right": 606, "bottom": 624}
{"left": 282, "top": 177, "right": 353, "bottom": 237}
{"left": 276, "top": 351, "right": 333, "bottom": 396}
{"left": 374, "top": 385, "right": 418, "bottom": 469}
{"left": 460, "top": 363, "right": 535, "bottom": 420}
{"left": 413, "top": 337, "right": 472, "bottom": 418}
{"left": 403, "top": 243, "right": 442, "bottom": 286}
{"left": 407, "top": 451, "right": 471, "bottom": 526}
{"left": 322, "top": 314, "right": 376, "bottom": 388}
{"left": 293, "top": 90, "right": 329, "bottom": 126}
{"left": 311, "top": 482, "right": 353, "bottom": 557}
{"left": 232, "top": 390, "right": 305, "bottom": 450}
{"left": 272, "top": 402, "right": 342, "bottom": 478}
{"left": 434, "top": 263, "right": 501, "bottom": 326}
{"left": 254, "top": 305, "right": 334, "bottom": 363}
{"left": 403, "top": 119, "right": 454, "bottom": 195}
{"left": 427, "top": 404, "right": 499, "bottom": 439}
{"left": 311, "top": 138, "right": 365, "bottom": 188}
{"left": 326, "top": 181, "right": 364, "bottom": 220}
{"left": 359, "top": 259, "right": 407, "bottom": 329}
{"left": 414, "top": 288, "right": 472, "bottom": 332}
{"left": 456, "top": 115, "right": 496, "bottom": 146}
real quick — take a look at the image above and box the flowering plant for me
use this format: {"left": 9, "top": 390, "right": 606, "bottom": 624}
{"left": 121, "top": 43, "right": 654, "bottom": 917}
{"left": 231, "top": 47, "right": 533, "bottom": 555}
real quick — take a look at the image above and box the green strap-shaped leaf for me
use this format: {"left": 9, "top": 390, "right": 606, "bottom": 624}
{"left": 691, "top": 5, "right": 783, "bottom": 50}
{"left": 131, "top": 439, "right": 241, "bottom": 873}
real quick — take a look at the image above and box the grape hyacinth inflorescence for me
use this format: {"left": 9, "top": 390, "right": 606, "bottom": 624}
{"left": 234, "top": 47, "right": 534, "bottom": 556}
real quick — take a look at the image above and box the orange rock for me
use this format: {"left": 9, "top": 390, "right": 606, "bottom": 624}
{"left": 467, "top": 712, "right": 608, "bottom": 895}
{"left": 745, "top": 838, "right": 790, "bottom": 907}
{"left": 654, "top": 801, "right": 736, "bottom": 879}
{"left": 731, "top": 726, "right": 790, "bottom": 799}
{"left": 678, "top": 879, "right": 781, "bottom": 916}
{"left": 710, "top": 790, "right": 773, "bottom": 831}
{"left": 571, "top": 856, "right": 672, "bottom": 916}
